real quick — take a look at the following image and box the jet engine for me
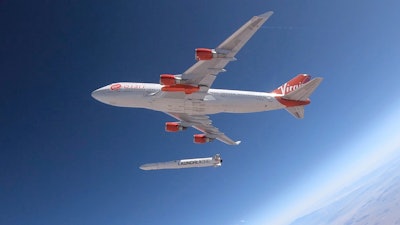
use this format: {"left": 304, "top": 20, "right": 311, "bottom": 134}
{"left": 195, "top": 48, "right": 216, "bottom": 61}
{"left": 195, "top": 48, "right": 231, "bottom": 61}
{"left": 193, "top": 134, "right": 212, "bottom": 144}
{"left": 160, "top": 74, "right": 181, "bottom": 85}
{"left": 165, "top": 122, "right": 186, "bottom": 132}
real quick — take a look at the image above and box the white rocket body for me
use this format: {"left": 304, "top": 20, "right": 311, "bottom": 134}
{"left": 140, "top": 154, "right": 222, "bottom": 170}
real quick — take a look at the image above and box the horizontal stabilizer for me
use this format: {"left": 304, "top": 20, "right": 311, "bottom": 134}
{"left": 281, "top": 77, "right": 322, "bottom": 119}
{"left": 283, "top": 77, "right": 323, "bottom": 101}
{"left": 285, "top": 106, "right": 304, "bottom": 119}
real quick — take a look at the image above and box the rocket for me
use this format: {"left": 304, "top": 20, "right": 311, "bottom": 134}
{"left": 139, "top": 154, "right": 222, "bottom": 170}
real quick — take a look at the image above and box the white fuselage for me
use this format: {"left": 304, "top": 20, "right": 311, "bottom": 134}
{"left": 91, "top": 82, "right": 285, "bottom": 115}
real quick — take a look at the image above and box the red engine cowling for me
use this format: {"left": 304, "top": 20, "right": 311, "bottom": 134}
{"left": 193, "top": 134, "right": 211, "bottom": 144}
{"left": 161, "top": 84, "right": 200, "bottom": 94}
{"left": 195, "top": 48, "right": 216, "bottom": 61}
{"left": 160, "top": 74, "right": 180, "bottom": 85}
{"left": 165, "top": 122, "right": 185, "bottom": 132}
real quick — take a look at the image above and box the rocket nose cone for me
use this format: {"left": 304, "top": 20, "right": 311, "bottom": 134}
{"left": 139, "top": 164, "right": 151, "bottom": 170}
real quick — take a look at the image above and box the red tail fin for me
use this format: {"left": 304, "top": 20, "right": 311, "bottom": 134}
{"left": 273, "top": 74, "right": 311, "bottom": 95}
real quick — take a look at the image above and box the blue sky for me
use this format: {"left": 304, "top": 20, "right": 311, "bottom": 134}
{"left": 1, "top": 1, "right": 400, "bottom": 225}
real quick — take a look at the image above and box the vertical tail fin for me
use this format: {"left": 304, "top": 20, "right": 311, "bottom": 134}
{"left": 273, "top": 74, "right": 311, "bottom": 95}
{"left": 272, "top": 74, "right": 323, "bottom": 119}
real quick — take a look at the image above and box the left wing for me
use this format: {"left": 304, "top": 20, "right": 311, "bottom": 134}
{"left": 178, "top": 11, "right": 274, "bottom": 100}
{"left": 167, "top": 113, "right": 241, "bottom": 145}
{"left": 160, "top": 12, "right": 274, "bottom": 145}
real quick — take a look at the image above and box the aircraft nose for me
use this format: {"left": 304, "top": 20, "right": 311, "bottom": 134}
{"left": 91, "top": 88, "right": 102, "bottom": 101}
{"left": 91, "top": 86, "right": 109, "bottom": 103}
{"left": 91, "top": 84, "right": 122, "bottom": 106}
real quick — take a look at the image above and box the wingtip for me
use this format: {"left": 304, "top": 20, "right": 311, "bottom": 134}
{"left": 235, "top": 141, "right": 241, "bottom": 145}
{"left": 258, "top": 11, "right": 274, "bottom": 18}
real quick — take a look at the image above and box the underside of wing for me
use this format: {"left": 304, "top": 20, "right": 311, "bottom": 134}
{"left": 166, "top": 113, "right": 241, "bottom": 145}
{"left": 176, "top": 11, "right": 273, "bottom": 100}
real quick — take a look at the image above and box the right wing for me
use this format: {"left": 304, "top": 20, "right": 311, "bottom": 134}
{"left": 167, "top": 112, "right": 241, "bottom": 145}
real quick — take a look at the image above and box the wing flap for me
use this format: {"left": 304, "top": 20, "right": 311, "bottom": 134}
{"left": 167, "top": 113, "right": 241, "bottom": 145}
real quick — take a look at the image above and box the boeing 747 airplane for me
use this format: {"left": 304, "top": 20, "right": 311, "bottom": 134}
{"left": 91, "top": 11, "right": 323, "bottom": 145}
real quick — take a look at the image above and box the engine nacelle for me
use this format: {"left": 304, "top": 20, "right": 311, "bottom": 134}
{"left": 193, "top": 134, "right": 211, "bottom": 144}
{"left": 165, "top": 122, "right": 186, "bottom": 132}
{"left": 195, "top": 48, "right": 216, "bottom": 61}
{"left": 160, "top": 74, "right": 181, "bottom": 85}
{"left": 195, "top": 48, "right": 232, "bottom": 61}
{"left": 161, "top": 84, "right": 200, "bottom": 94}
